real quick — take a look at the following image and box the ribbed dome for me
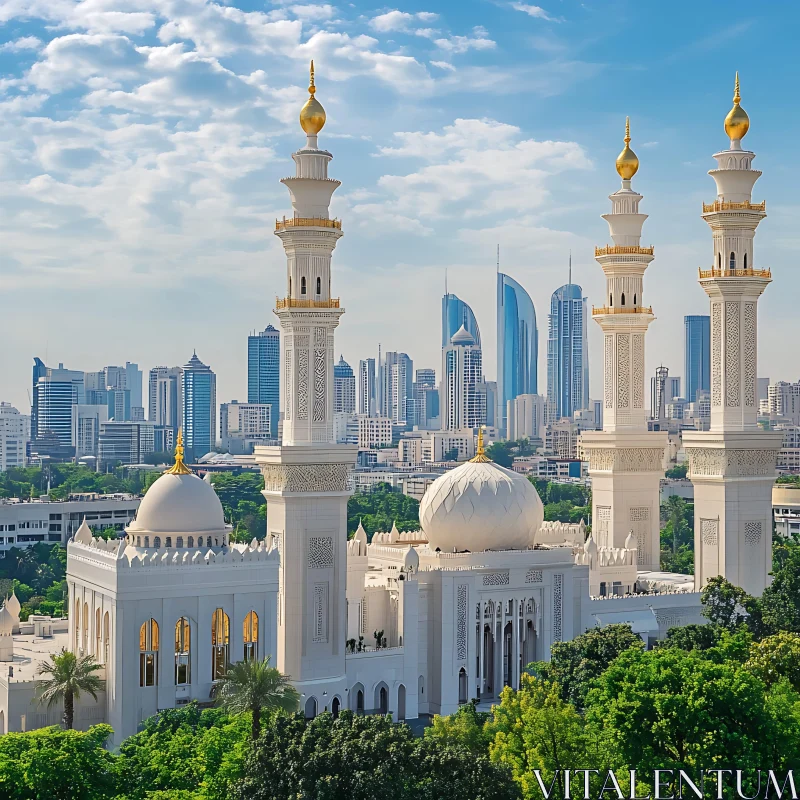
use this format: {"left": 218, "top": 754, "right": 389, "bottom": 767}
{"left": 419, "top": 459, "right": 544, "bottom": 552}
{"left": 128, "top": 473, "right": 226, "bottom": 536}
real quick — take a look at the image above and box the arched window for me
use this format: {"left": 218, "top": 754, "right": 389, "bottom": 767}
{"left": 144, "top": 536, "right": 150, "bottom": 548}
{"left": 243, "top": 611, "right": 258, "bottom": 662}
{"left": 301, "top": 276, "right": 307, "bottom": 295}
{"left": 207, "top": 537, "right": 212, "bottom": 548}
{"left": 730, "top": 252, "right": 736, "bottom": 271}
{"left": 176, "top": 537, "right": 183, "bottom": 548}
{"left": 95, "top": 608, "right": 100, "bottom": 656}
{"left": 397, "top": 684, "right": 406, "bottom": 721}
{"left": 305, "top": 696, "right": 317, "bottom": 719}
{"left": 331, "top": 696, "right": 340, "bottom": 718}
{"left": 188, "top": 536, "right": 193, "bottom": 548}
{"left": 139, "top": 619, "right": 159, "bottom": 687}
{"left": 609, "top": 293, "right": 613, "bottom": 306}
{"left": 74, "top": 600, "right": 80, "bottom": 650}
{"left": 744, "top": 253, "right": 748, "bottom": 270}
{"left": 82, "top": 603, "right": 89, "bottom": 653}
{"left": 154, "top": 536, "right": 161, "bottom": 549}
{"left": 165, "top": 537, "right": 172, "bottom": 548}
{"left": 379, "top": 686, "right": 388, "bottom": 715}
{"left": 175, "top": 617, "right": 190, "bottom": 685}
{"left": 316, "top": 277, "right": 321, "bottom": 295}
{"left": 103, "top": 612, "right": 110, "bottom": 664}
{"left": 621, "top": 292, "right": 625, "bottom": 306}
{"left": 718, "top": 252, "right": 721, "bottom": 269}
{"left": 357, "top": 689, "right": 364, "bottom": 714}
{"left": 211, "top": 608, "right": 229, "bottom": 681}
{"left": 136, "top": 536, "right": 141, "bottom": 546}
{"left": 458, "top": 668, "right": 468, "bottom": 704}
{"left": 633, "top": 293, "right": 637, "bottom": 306}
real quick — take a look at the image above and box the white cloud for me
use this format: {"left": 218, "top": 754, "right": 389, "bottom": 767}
{"left": 434, "top": 28, "right": 496, "bottom": 54}
{"left": 510, "top": 3, "right": 559, "bottom": 21}
{"left": 0, "top": 36, "right": 43, "bottom": 52}
{"left": 430, "top": 60, "right": 455, "bottom": 72}
{"left": 369, "top": 10, "right": 438, "bottom": 33}
{"left": 288, "top": 4, "right": 337, "bottom": 21}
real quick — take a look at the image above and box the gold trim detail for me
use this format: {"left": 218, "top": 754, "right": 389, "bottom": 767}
{"left": 594, "top": 245, "right": 654, "bottom": 256}
{"left": 275, "top": 217, "right": 342, "bottom": 231}
{"left": 470, "top": 426, "right": 492, "bottom": 463}
{"left": 165, "top": 429, "right": 192, "bottom": 475}
{"left": 698, "top": 268, "right": 771, "bottom": 280}
{"left": 592, "top": 306, "right": 653, "bottom": 316}
{"left": 702, "top": 201, "right": 765, "bottom": 213}
{"left": 275, "top": 297, "right": 340, "bottom": 309}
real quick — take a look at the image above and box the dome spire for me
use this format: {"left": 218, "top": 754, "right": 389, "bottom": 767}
{"left": 470, "top": 426, "right": 491, "bottom": 463}
{"left": 165, "top": 429, "right": 192, "bottom": 475}
{"left": 724, "top": 71, "right": 750, "bottom": 143}
{"left": 300, "top": 59, "right": 326, "bottom": 136}
{"left": 615, "top": 116, "right": 639, "bottom": 181}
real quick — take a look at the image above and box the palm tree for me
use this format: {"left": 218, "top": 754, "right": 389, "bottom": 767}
{"left": 665, "top": 494, "right": 688, "bottom": 554}
{"left": 36, "top": 648, "right": 103, "bottom": 729}
{"left": 215, "top": 655, "right": 299, "bottom": 740}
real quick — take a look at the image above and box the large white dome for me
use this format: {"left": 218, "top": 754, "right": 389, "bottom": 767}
{"left": 128, "top": 472, "right": 226, "bottom": 536}
{"left": 419, "top": 455, "right": 544, "bottom": 553}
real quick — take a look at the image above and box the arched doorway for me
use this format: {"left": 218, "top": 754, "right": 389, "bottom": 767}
{"left": 458, "top": 668, "right": 468, "bottom": 704}
{"left": 331, "top": 696, "right": 341, "bottom": 718}
{"left": 304, "top": 696, "right": 317, "bottom": 719}
{"left": 483, "top": 624, "right": 494, "bottom": 694}
{"left": 523, "top": 620, "right": 536, "bottom": 668}
{"left": 375, "top": 683, "right": 388, "bottom": 715}
{"left": 503, "top": 622, "right": 513, "bottom": 688}
{"left": 397, "top": 685, "right": 406, "bottom": 721}
{"left": 350, "top": 683, "right": 364, "bottom": 713}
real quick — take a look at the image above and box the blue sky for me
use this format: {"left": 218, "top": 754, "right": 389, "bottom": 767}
{"left": 1, "top": 0, "right": 798, "bottom": 414}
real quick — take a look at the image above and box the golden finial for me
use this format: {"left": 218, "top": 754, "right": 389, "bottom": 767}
{"left": 165, "top": 429, "right": 192, "bottom": 475}
{"left": 615, "top": 115, "right": 639, "bottom": 180}
{"left": 724, "top": 71, "right": 750, "bottom": 141}
{"left": 470, "top": 426, "right": 492, "bottom": 463}
{"left": 300, "top": 59, "right": 326, "bottom": 135}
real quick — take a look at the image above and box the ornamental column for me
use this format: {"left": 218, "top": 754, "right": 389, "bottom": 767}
{"left": 256, "top": 63, "right": 356, "bottom": 708}
{"left": 579, "top": 119, "right": 667, "bottom": 572}
{"left": 683, "top": 75, "right": 781, "bottom": 597}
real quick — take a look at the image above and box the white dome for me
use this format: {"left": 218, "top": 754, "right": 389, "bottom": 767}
{"left": 419, "top": 458, "right": 544, "bottom": 552}
{"left": 128, "top": 472, "right": 226, "bottom": 536}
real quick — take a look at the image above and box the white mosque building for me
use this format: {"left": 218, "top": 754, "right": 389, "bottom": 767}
{"left": 0, "top": 71, "right": 773, "bottom": 743}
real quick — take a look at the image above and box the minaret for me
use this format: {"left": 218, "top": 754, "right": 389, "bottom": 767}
{"left": 255, "top": 63, "right": 356, "bottom": 713}
{"left": 683, "top": 75, "right": 781, "bottom": 597}
{"left": 579, "top": 119, "right": 667, "bottom": 573}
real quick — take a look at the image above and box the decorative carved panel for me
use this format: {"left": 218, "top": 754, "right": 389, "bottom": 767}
{"left": 686, "top": 448, "right": 779, "bottom": 478}
{"left": 711, "top": 302, "right": 722, "bottom": 407}
{"left": 456, "top": 585, "right": 468, "bottom": 661}
{"left": 743, "top": 302, "right": 756, "bottom": 408}
{"left": 298, "top": 349, "right": 309, "bottom": 420}
{"left": 262, "top": 463, "right": 351, "bottom": 493}
{"left": 313, "top": 583, "right": 328, "bottom": 643}
{"left": 586, "top": 447, "right": 664, "bottom": 473}
{"left": 284, "top": 350, "right": 292, "bottom": 421}
{"left": 701, "top": 518, "right": 718, "bottom": 546}
{"left": 632, "top": 334, "right": 644, "bottom": 409}
{"left": 553, "top": 573, "right": 563, "bottom": 642}
{"left": 604, "top": 335, "right": 613, "bottom": 409}
{"left": 313, "top": 350, "right": 326, "bottom": 422}
{"left": 630, "top": 507, "right": 649, "bottom": 521}
{"left": 725, "top": 301, "right": 740, "bottom": 408}
{"left": 482, "top": 572, "right": 510, "bottom": 586}
{"left": 308, "top": 537, "right": 334, "bottom": 569}
{"left": 744, "top": 521, "right": 762, "bottom": 546}
{"left": 525, "top": 569, "right": 543, "bottom": 584}
{"left": 616, "top": 334, "right": 630, "bottom": 409}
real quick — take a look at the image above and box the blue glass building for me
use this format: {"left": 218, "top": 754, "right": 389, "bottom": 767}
{"left": 684, "top": 315, "right": 710, "bottom": 403}
{"left": 497, "top": 273, "right": 538, "bottom": 433}
{"left": 442, "top": 293, "right": 481, "bottom": 348}
{"left": 182, "top": 352, "right": 216, "bottom": 458}
{"left": 547, "top": 284, "right": 588, "bottom": 421}
{"left": 248, "top": 325, "right": 280, "bottom": 437}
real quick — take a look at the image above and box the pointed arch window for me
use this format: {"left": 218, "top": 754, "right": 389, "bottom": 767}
{"left": 243, "top": 611, "right": 258, "bottom": 661}
{"left": 175, "top": 617, "right": 191, "bottom": 685}
{"left": 633, "top": 293, "right": 637, "bottom": 306}
{"left": 744, "top": 253, "right": 748, "bottom": 270}
{"left": 139, "top": 619, "right": 159, "bottom": 687}
{"left": 718, "top": 252, "right": 721, "bottom": 269}
{"left": 316, "top": 277, "right": 321, "bottom": 295}
{"left": 301, "top": 276, "right": 307, "bottom": 295}
{"left": 154, "top": 536, "right": 161, "bottom": 549}
{"left": 609, "top": 293, "right": 613, "bottom": 306}
{"left": 211, "top": 608, "right": 229, "bottom": 680}
{"left": 621, "top": 292, "right": 626, "bottom": 306}
{"left": 730, "top": 252, "right": 736, "bottom": 271}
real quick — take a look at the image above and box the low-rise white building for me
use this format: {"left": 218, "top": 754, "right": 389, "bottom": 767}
{"left": 0, "top": 403, "right": 29, "bottom": 471}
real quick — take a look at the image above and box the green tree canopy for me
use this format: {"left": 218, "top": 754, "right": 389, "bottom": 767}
{"left": 746, "top": 631, "right": 800, "bottom": 691}
{"left": 424, "top": 701, "right": 493, "bottom": 757}
{"left": 347, "top": 483, "right": 420, "bottom": 538}
{"left": 36, "top": 648, "right": 103, "bottom": 730}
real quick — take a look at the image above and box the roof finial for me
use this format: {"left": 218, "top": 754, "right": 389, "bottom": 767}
{"left": 165, "top": 428, "right": 192, "bottom": 475}
{"left": 724, "top": 71, "right": 749, "bottom": 142}
{"left": 615, "top": 115, "right": 639, "bottom": 180}
{"left": 309, "top": 59, "right": 316, "bottom": 95}
{"left": 734, "top": 71, "right": 740, "bottom": 105}
{"left": 470, "top": 426, "right": 491, "bottom": 463}
{"left": 300, "top": 59, "right": 326, "bottom": 135}
{"left": 625, "top": 115, "right": 631, "bottom": 144}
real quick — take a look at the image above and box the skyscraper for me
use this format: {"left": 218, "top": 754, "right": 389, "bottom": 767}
{"left": 442, "top": 293, "right": 481, "bottom": 348}
{"left": 35, "top": 364, "right": 85, "bottom": 449}
{"left": 497, "top": 273, "right": 538, "bottom": 433}
{"left": 684, "top": 315, "right": 711, "bottom": 403}
{"left": 547, "top": 281, "right": 589, "bottom": 421}
{"left": 181, "top": 352, "right": 216, "bottom": 458}
{"left": 248, "top": 325, "right": 280, "bottom": 438}
{"left": 334, "top": 355, "right": 356, "bottom": 414}
{"left": 442, "top": 326, "right": 484, "bottom": 430}
{"left": 31, "top": 357, "right": 47, "bottom": 441}
{"left": 410, "top": 368, "right": 438, "bottom": 429}
{"left": 358, "top": 358, "right": 376, "bottom": 416}
{"left": 380, "top": 351, "right": 413, "bottom": 423}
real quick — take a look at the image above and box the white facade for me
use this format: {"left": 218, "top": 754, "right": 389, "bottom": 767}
{"left": 507, "top": 394, "right": 545, "bottom": 442}
{"left": 357, "top": 415, "right": 393, "bottom": 449}
{"left": 441, "top": 327, "right": 484, "bottom": 431}
{"left": 0, "top": 403, "right": 28, "bottom": 471}
{"left": 220, "top": 402, "right": 273, "bottom": 453}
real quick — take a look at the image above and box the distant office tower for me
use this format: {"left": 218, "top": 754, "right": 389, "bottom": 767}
{"left": 358, "top": 358, "right": 377, "bottom": 416}
{"left": 412, "top": 368, "right": 438, "bottom": 429}
{"left": 442, "top": 326, "right": 484, "bottom": 430}
{"left": 497, "top": 273, "right": 538, "bottom": 433}
{"left": 149, "top": 367, "right": 182, "bottom": 450}
{"left": 35, "top": 364, "right": 85, "bottom": 449}
{"left": 98, "top": 421, "right": 155, "bottom": 465}
{"left": 477, "top": 380, "right": 498, "bottom": 428}
{"left": 757, "top": 377, "right": 769, "bottom": 403}
{"left": 442, "top": 293, "right": 481, "bottom": 348}
{"left": 182, "top": 352, "right": 216, "bottom": 457}
{"left": 684, "top": 315, "right": 710, "bottom": 403}
{"left": 333, "top": 356, "right": 356, "bottom": 414}
{"left": 380, "top": 351, "right": 413, "bottom": 423}
{"left": 247, "top": 325, "right": 280, "bottom": 437}
{"left": 220, "top": 401, "right": 273, "bottom": 453}
{"left": 0, "top": 403, "right": 29, "bottom": 470}
{"left": 31, "top": 357, "right": 47, "bottom": 441}
{"left": 547, "top": 283, "right": 589, "bottom": 420}
{"left": 507, "top": 394, "right": 545, "bottom": 442}
{"left": 768, "top": 381, "right": 800, "bottom": 425}
{"left": 71, "top": 404, "right": 108, "bottom": 459}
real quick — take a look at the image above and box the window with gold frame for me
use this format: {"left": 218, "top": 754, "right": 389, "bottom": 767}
{"left": 211, "top": 608, "right": 229, "bottom": 680}
{"left": 139, "top": 619, "right": 159, "bottom": 687}
{"left": 175, "top": 617, "right": 191, "bottom": 685}
{"left": 243, "top": 611, "right": 258, "bottom": 662}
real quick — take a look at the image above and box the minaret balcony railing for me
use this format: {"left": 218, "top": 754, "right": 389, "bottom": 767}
{"left": 594, "top": 245, "right": 654, "bottom": 257}
{"left": 701, "top": 200, "right": 765, "bottom": 213}
{"left": 275, "top": 216, "right": 342, "bottom": 231}
{"left": 591, "top": 305, "right": 653, "bottom": 315}
{"left": 275, "top": 297, "right": 341, "bottom": 309}
{"left": 698, "top": 267, "right": 771, "bottom": 279}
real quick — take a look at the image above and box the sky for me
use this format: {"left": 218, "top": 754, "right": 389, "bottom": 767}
{"left": 2, "top": 0, "right": 800, "bottom": 415}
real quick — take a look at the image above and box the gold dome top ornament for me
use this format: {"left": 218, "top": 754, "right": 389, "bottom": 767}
{"left": 165, "top": 429, "right": 192, "bottom": 475}
{"left": 724, "top": 72, "right": 750, "bottom": 142}
{"left": 469, "top": 426, "right": 492, "bottom": 463}
{"left": 300, "top": 60, "right": 326, "bottom": 136}
{"left": 615, "top": 116, "right": 639, "bottom": 180}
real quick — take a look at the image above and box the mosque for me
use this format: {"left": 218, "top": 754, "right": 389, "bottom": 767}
{"left": 0, "top": 69, "right": 776, "bottom": 743}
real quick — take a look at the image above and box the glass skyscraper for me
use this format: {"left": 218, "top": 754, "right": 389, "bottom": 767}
{"left": 497, "top": 273, "right": 538, "bottom": 433}
{"left": 547, "top": 283, "right": 589, "bottom": 421}
{"left": 684, "top": 315, "right": 711, "bottom": 403}
{"left": 182, "top": 352, "right": 216, "bottom": 458}
{"left": 248, "top": 325, "right": 280, "bottom": 438}
{"left": 442, "top": 293, "right": 481, "bottom": 348}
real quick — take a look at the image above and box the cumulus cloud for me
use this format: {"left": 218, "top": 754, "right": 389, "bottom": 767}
{"left": 510, "top": 3, "right": 559, "bottom": 21}
{"left": 434, "top": 27, "right": 495, "bottom": 54}
{"left": 369, "top": 10, "right": 438, "bottom": 33}
{"left": 0, "top": 36, "right": 43, "bottom": 52}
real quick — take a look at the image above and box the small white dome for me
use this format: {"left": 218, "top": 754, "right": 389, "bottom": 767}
{"left": 403, "top": 545, "right": 419, "bottom": 571}
{"left": 128, "top": 472, "right": 226, "bottom": 536}
{"left": 419, "top": 458, "right": 544, "bottom": 552}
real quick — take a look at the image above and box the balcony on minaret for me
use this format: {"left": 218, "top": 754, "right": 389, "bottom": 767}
{"left": 275, "top": 216, "right": 342, "bottom": 231}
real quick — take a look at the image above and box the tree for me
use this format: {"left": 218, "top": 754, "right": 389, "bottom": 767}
{"left": 746, "top": 632, "right": 800, "bottom": 691}
{"left": 215, "top": 656, "right": 299, "bottom": 741}
{"left": 531, "top": 624, "right": 643, "bottom": 710}
{"left": 487, "top": 676, "right": 589, "bottom": 800}
{"left": 0, "top": 724, "right": 116, "bottom": 800}
{"left": 664, "top": 495, "right": 688, "bottom": 554}
{"left": 700, "top": 575, "right": 751, "bottom": 629}
{"left": 347, "top": 483, "right": 420, "bottom": 538}
{"left": 36, "top": 648, "right": 103, "bottom": 729}
{"left": 424, "top": 701, "right": 493, "bottom": 757}
{"left": 486, "top": 441, "right": 513, "bottom": 467}
{"left": 658, "top": 623, "right": 723, "bottom": 652}
{"left": 443, "top": 447, "right": 460, "bottom": 462}
{"left": 761, "top": 544, "right": 800, "bottom": 634}
{"left": 664, "top": 463, "right": 688, "bottom": 479}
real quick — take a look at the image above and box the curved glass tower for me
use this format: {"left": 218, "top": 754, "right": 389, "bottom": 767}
{"left": 442, "top": 293, "right": 481, "bottom": 349}
{"left": 497, "top": 273, "right": 538, "bottom": 433}
{"left": 546, "top": 283, "right": 588, "bottom": 421}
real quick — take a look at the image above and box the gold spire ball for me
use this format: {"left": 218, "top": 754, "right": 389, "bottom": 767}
{"left": 165, "top": 429, "right": 192, "bottom": 475}
{"left": 724, "top": 72, "right": 750, "bottom": 141}
{"left": 300, "top": 60, "right": 326, "bottom": 136}
{"left": 615, "top": 116, "right": 639, "bottom": 180}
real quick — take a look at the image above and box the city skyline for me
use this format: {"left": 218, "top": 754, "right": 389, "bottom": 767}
{"left": 3, "top": 2, "right": 800, "bottom": 413}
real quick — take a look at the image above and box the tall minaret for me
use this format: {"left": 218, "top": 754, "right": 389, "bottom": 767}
{"left": 256, "top": 63, "right": 356, "bottom": 713}
{"left": 579, "top": 119, "right": 667, "bottom": 574}
{"left": 683, "top": 75, "right": 781, "bottom": 597}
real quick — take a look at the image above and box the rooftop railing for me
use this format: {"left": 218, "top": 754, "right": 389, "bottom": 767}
{"left": 275, "top": 297, "right": 341, "bottom": 309}
{"left": 698, "top": 268, "right": 771, "bottom": 279}
{"left": 702, "top": 200, "right": 765, "bottom": 213}
{"left": 591, "top": 305, "right": 653, "bottom": 315}
{"left": 275, "top": 216, "right": 341, "bottom": 231}
{"left": 594, "top": 245, "right": 654, "bottom": 257}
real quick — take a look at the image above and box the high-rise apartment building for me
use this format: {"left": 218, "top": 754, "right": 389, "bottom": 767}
{"left": 333, "top": 356, "right": 356, "bottom": 414}
{"left": 380, "top": 351, "right": 413, "bottom": 423}
{"left": 149, "top": 366, "right": 182, "bottom": 435}
{"left": 442, "top": 326, "right": 485, "bottom": 430}
{"left": 35, "top": 364, "right": 85, "bottom": 449}
{"left": 507, "top": 394, "right": 545, "bottom": 443}
{"left": 247, "top": 325, "right": 280, "bottom": 438}
{"left": 358, "top": 358, "right": 376, "bottom": 416}
{"left": 98, "top": 421, "right": 155, "bottom": 465}
{"left": 0, "top": 403, "right": 29, "bottom": 471}
{"left": 31, "top": 357, "right": 47, "bottom": 441}
{"left": 442, "top": 293, "right": 481, "bottom": 348}
{"left": 684, "top": 315, "right": 711, "bottom": 403}
{"left": 411, "top": 368, "right": 438, "bottom": 429}
{"left": 71, "top": 404, "right": 109, "bottom": 459}
{"left": 547, "top": 283, "right": 589, "bottom": 420}
{"left": 220, "top": 401, "right": 273, "bottom": 453}
{"left": 181, "top": 352, "right": 216, "bottom": 458}
{"left": 497, "top": 273, "right": 538, "bottom": 433}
